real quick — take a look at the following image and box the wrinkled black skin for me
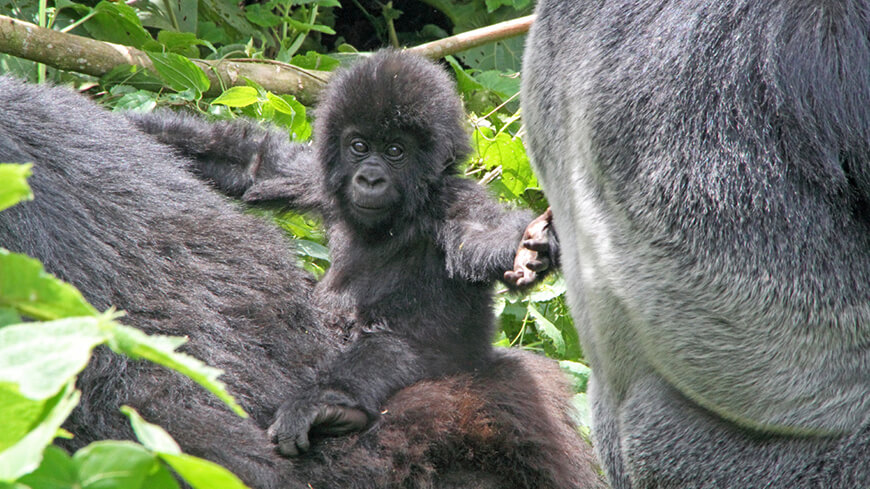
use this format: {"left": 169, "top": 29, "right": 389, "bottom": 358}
{"left": 524, "top": 1, "right": 870, "bottom": 488}
{"left": 0, "top": 74, "right": 598, "bottom": 488}
{"left": 132, "top": 51, "right": 547, "bottom": 458}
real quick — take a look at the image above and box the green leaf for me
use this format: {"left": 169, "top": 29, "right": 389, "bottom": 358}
{"left": 0, "top": 164, "right": 32, "bottom": 212}
{"left": 146, "top": 52, "right": 210, "bottom": 98}
{"left": 294, "top": 240, "right": 330, "bottom": 262}
{"left": 559, "top": 360, "right": 591, "bottom": 393}
{"left": 472, "top": 127, "right": 536, "bottom": 201}
{"left": 286, "top": 18, "right": 336, "bottom": 35}
{"left": 0, "top": 382, "right": 79, "bottom": 481}
{"left": 528, "top": 275, "right": 566, "bottom": 303}
{"left": 100, "top": 65, "right": 166, "bottom": 93}
{"left": 211, "top": 86, "right": 260, "bottom": 108}
{"left": 474, "top": 70, "right": 521, "bottom": 99}
{"left": 121, "top": 407, "right": 181, "bottom": 455}
{"left": 528, "top": 303, "right": 566, "bottom": 356}
{"left": 83, "top": 1, "right": 153, "bottom": 48}
{"left": 73, "top": 441, "right": 158, "bottom": 489}
{"left": 159, "top": 454, "right": 249, "bottom": 489}
{"left": 105, "top": 324, "right": 247, "bottom": 418}
{"left": 120, "top": 408, "right": 248, "bottom": 489}
{"left": 0, "top": 384, "right": 48, "bottom": 451}
{"left": 112, "top": 91, "right": 158, "bottom": 113}
{"left": 0, "top": 309, "right": 20, "bottom": 327}
{"left": 16, "top": 445, "right": 76, "bottom": 489}
{"left": 0, "top": 250, "right": 99, "bottom": 321}
{"left": 0, "top": 317, "right": 105, "bottom": 400}
{"left": 290, "top": 51, "right": 339, "bottom": 71}
{"left": 156, "top": 31, "right": 210, "bottom": 57}
{"left": 244, "top": 4, "right": 282, "bottom": 28}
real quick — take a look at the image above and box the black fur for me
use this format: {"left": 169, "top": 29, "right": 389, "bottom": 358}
{"left": 132, "top": 51, "right": 553, "bottom": 458}
{"left": 0, "top": 73, "right": 602, "bottom": 488}
{"left": 523, "top": 1, "right": 870, "bottom": 488}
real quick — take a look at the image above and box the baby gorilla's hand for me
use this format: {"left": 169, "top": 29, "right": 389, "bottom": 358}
{"left": 268, "top": 391, "right": 369, "bottom": 457}
{"left": 504, "top": 208, "right": 559, "bottom": 288}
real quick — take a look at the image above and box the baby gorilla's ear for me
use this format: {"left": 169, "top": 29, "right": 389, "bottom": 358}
{"left": 242, "top": 178, "right": 298, "bottom": 202}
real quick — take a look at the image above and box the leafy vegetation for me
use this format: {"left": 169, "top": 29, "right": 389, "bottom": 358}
{"left": 0, "top": 1, "right": 590, "bottom": 486}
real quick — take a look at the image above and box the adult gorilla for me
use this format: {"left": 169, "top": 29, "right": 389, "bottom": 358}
{"left": 523, "top": 2, "right": 870, "bottom": 488}
{"left": 0, "top": 75, "right": 601, "bottom": 489}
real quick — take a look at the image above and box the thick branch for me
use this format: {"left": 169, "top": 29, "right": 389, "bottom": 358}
{"left": 408, "top": 15, "right": 535, "bottom": 59}
{"left": 0, "top": 13, "right": 535, "bottom": 102}
{"left": 0, "top": 15, "right": 327, "bottom": 104}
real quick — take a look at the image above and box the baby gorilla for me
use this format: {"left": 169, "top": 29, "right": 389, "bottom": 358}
{"left": 132, "top": 50, "right": 555, "bottom": 457}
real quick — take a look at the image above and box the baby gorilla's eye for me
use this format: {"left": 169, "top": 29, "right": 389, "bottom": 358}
{"left": 385, "top": 144, "right": 404, "bottom": 158}
{"left": 350, "top": 139, "right": 369, "bottom": 154}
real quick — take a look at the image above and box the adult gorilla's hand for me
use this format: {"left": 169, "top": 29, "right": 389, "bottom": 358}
{"left": 504, "top": 208, "right": 559, "bottom": 288}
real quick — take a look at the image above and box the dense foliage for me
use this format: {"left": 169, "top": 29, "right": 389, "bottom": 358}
{"left": 0, "top": 1, "right": 590, "bottom": 486}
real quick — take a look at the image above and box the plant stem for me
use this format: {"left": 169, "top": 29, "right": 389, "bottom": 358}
{"left": 161, "top": 0, "right": 180, "bottom": 31}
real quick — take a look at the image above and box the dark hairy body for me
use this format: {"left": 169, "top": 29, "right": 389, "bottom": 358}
{"left": 0, "top": 71, "right": 603, "bottom": 488}
{"left": 523, "top": 1, "right": 870, "bottom": 488}
{"left": 131, "top": 51, "right": 553, "bottom": 458}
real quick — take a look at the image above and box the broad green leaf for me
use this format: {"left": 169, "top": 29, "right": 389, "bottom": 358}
{"left": 559, "top": 360, "right": 591, "bottom": 393}
{"left": 156, "top": 31, "right": 209, "bottom": 57}
{"left": 84, "top": 1, "right": 152, "bottom": 48}
{"left": 294, "top": 240, "right": 330, "bottom": 262}
{"left": 105, "top": 324, "right": 246, "bottom": 418}
{"left": 159, "top": 453, "right": 249, "bottom": 489}
{"left": 16, "top": 445, "right": 76, "bottom": 489}
{"left": 211, "top": 87, "right": 260, "bottom": 108}
{"left": 141, "top": 463, "right": 182, "bottom": 489}
{"left": 446, "top": 56, "right": 485, "bottom": 95}
{"left": 528, "top": 275, "right": 566, "bottom": 303}
{"left": 472, "top": 127, "right": 536, "bottom": 200}
{"left": 199, "top": 0, "right": 261, "bottom": 42}
{"left": 0, "top": 309, "right": 20, "bottom": 327}
{"left": 244, "top": 4, "right": 282, "bottom": 28}
{"left": 146, "top": 52, "right": 210, "bottom": 98}
{"left": 570, "top": 392, "right": 592, "bottom": 432}
{"left": 265, "top": 92, "right": 296, "bottom": 116}
{"left": 474, "top": 70, "right": 521, "bottom": 99}
{"left": 100, "top": 65, "right": 166, "bottom": 93}
{"left": 0, "top": 250, "right": 99, "bottom": 321}
{"left": 528, "top": 303, "right": 566, "bottom": 356}
{"left": 121, "top": 407, "right": 242, "bottom": 489}
{"left": 72, "top": 442, "right": 158, "bottom": 489}
{"left": 0, "top": 384, "right": 48, "bottom": 450}
{"left": 137, "top": 0, "right": 199, "bottom": 33}
{"left": 286, "top": 18, "right": 336, "bottom": 35}
{"left": 112, "top": 91, "right": 158, "bottom": 113}
{"left": 0, "top": 382, "right": 79, "bottom": 481}
{"left": 0, "top": 317, "right": 105, "bottom": 400}
{"left": 0, "top": 164, "right": 32, "bottom": 212}
{"left": 290, "top": 51, "right": 339, "bottom": 71}
{"left": 121, "top": 406, "right": 181, "bottom": 455}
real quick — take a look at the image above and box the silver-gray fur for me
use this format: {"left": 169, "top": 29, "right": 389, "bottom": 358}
{"left": 522, "top": 1, "right": 870, "bottom": 488}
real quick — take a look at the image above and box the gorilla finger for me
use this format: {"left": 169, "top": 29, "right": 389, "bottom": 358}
{"left": 527, "top": 258, "right": 550, "bottom": 272}
{"left": 516, "top": 273, "right": 537, "bottom": 287}
{"left": 522, "top": 239, "right": 550, "bottom": 252}
{"left": 504, "top": 269, "right": 524, "bottom": 285}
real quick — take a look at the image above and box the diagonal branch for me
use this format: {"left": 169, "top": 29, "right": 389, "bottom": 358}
{"left": 0, "top": 13, "right": 534, "bottom": 101}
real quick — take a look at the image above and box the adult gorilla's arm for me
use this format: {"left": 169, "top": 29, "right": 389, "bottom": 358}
{"left": 129, "top": 112, "right": 326, "bottom": 212}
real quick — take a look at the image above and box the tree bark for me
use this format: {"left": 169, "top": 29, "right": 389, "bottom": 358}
{"left": 0, "top": 13, "right": 533, "bottom": 102}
